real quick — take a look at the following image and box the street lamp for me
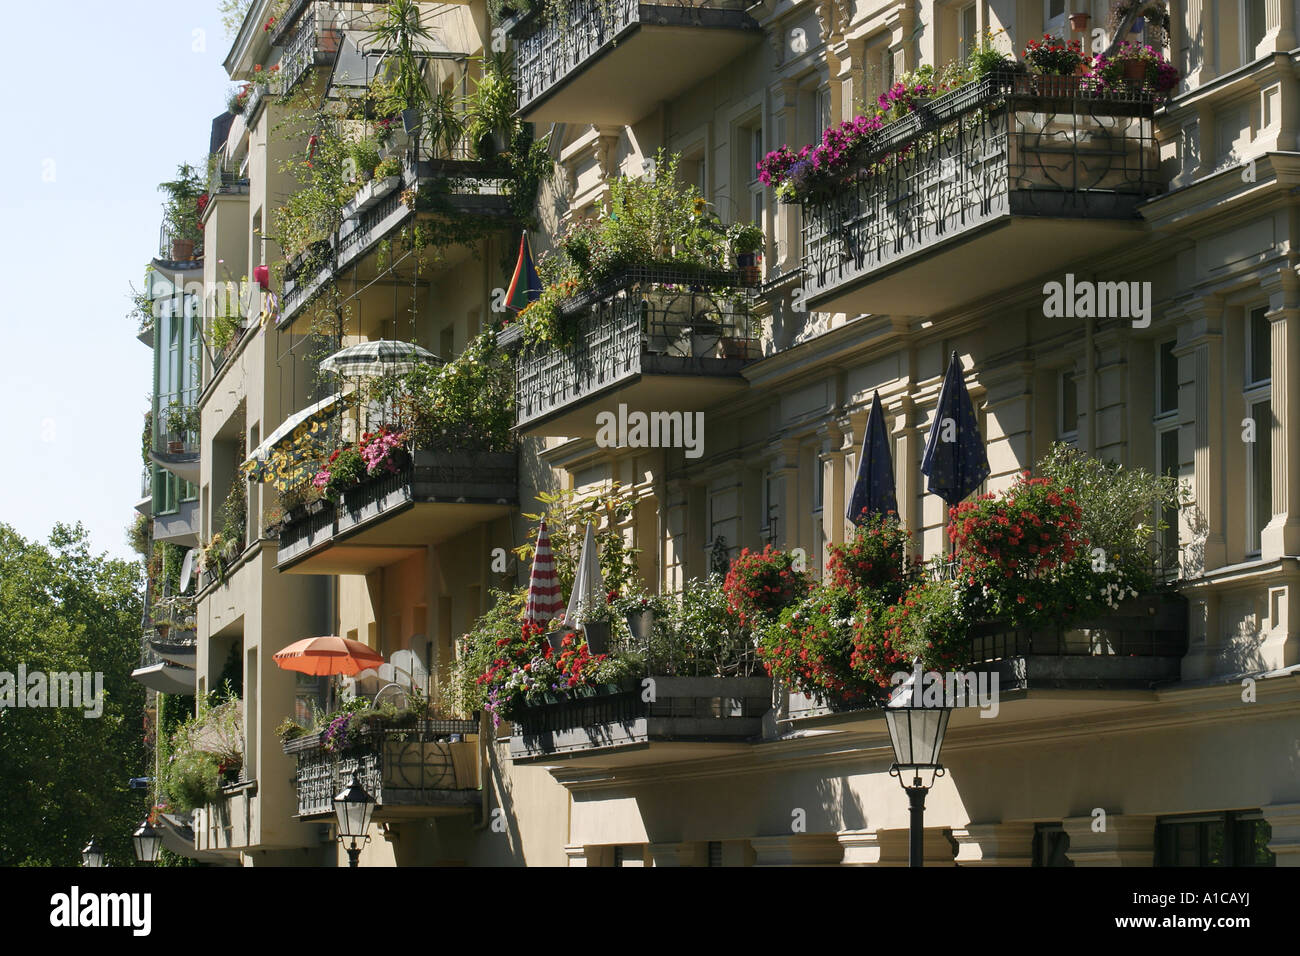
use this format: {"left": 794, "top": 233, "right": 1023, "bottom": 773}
{"left": 884, "top": 672, "right": 952, "bottom": 868}
{"left": 333, "top": 771, "right": 375, "bottom": 868}
{"left": 132, "top": 819, "right": 162, "bottom": 864}
{"left": 80, "top": 837, "right": 105, "bottom": 868}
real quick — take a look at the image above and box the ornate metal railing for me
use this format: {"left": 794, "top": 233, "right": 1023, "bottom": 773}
{"left": 515, "top": 266, "right": 757, "bottom": 427}
{"left": 511, "top": 0, "right": 752, "bottom": 115}
{"left": 801, "top": 69, "right": 1161, "bottom": 304}
{"left": 280, "top": 4, "right": 324, "bottom": 95}
{"left": 291, "top": 725, "right": 479, "bottom": 817}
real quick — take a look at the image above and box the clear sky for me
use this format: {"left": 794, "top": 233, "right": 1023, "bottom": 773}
{"left": 0, "top": 1, "right": 236, "bottom": 561}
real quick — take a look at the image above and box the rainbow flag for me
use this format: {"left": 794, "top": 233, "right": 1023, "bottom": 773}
{"left": 505, "top": 231, "right": 542, "bottom": 313}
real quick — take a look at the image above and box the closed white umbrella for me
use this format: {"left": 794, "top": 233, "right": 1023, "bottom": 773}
{"left": 563, "top": 523, "right": 608, "bottom": 652}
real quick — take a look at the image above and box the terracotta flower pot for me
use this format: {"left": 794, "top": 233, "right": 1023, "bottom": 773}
{"left": 171, "top": 238, "right": 195, "bottom": 261}
{"left": 1123, "top": 59, "right": 1147, "bottom": 82}
{"left": 1068, "top": 12, "right": 1090, "bottom": 31}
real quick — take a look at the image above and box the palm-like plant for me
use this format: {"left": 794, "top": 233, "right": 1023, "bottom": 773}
{"left": 367, "top": 0, "right": 434, "bottom": 113}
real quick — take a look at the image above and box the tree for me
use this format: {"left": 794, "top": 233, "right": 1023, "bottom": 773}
{"left": 0, "top": 523, "right": 147, "bottom": 865}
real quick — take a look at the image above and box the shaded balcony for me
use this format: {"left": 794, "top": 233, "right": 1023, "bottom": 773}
{"left": 285, "top": 721, "right": 481, "bottom": 819}
{"left": 800, "top": 70, "right": 1162, "bottom": 317}
{"left": 277, "top": 450, "right": 516, "bottom": 574}
{"left": 279, "top": 156, "right": 513, "bottom": 329}
{"left": 512, "top": 266, "right": 758, "bottom": 437}
{"left": 510, "top": 675, "right": 772, "bottom": 768}
{"left": 509, "top": 0, "right": 761, "bottom": 124}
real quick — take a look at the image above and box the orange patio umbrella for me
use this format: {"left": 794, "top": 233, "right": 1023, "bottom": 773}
{"left": 272, "top": 636, "right": 384, "bottom": 676}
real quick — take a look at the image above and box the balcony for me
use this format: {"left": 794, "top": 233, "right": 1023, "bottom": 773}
{"left": 782, "top": 590, "right": 1188, "bottom": 730}
{"left": 277, "top": 450, "right": 516, "bottom": 573}
{"left": 285, "top": 722, "right": 481, "bottom": 819}
{"left": 800, "top": 70, "right": 1162, "bottom": 317}
{"left": 509, "top": 0, "right": 761, "bottom": 124}
{"left": 512, "top": 267, "right": 758, "bottom": 436}
{"left": 510, "top": 676, "right": 772, "bottom": 768}
{"left": 277, "top": 1, "right": 342, "bottom": 96}
{"left": 152, "top": 498, "right": 199, "bottom": 545}
{"left": 279, "top": 157, "right": 513, "bottom": 328}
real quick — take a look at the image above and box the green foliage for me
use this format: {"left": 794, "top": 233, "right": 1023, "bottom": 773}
{"left": 515, "top": 485, "right": 638, "bottom": 597}
{"left": 366, "top": 0, "right": 435, "bottom": 113}
{"left": 127, "top": 512, "right": 151, "bottom": 555}
{"left": 347, "top": 134, "right": 382, "bottom": 181}
{"left": 158, "top": 163, "right": 205, "bottom": 245}
{"left": 1036, "top": 442, "right": 1183, "bottom": 566}
{"left": 218, "top": 479, "right": 248, "bottom": 551}
{"left": 274, "top": 111, "right": 362, "bottom": 260}
{"left": 0, "top": 523, "right": 146, "bottom": 865}
{"left": 657, "top": 575, "right": 753, "bottom": 676}
{"left": 164, "top": 401, "right": 199, "bottom": 436}
{"left": 522, "top": 150, "right": 725, "bottom": 347}
{"left": 366, "top": 329, "right": 514, "bottom": 453}
{"left": 967, "top": 29, "right": 1012, "bottom": 77}
{"left": 161, "top": 692, "right": 242, "bottom": 813}
{"left": 321, "top": 447, "right": 365, "bottom": 501}
{"left": 726, "top": 220, "right": 764, "bottom": 255}
{"left": 218, "top": 0, "right": 254, "bottom": 38}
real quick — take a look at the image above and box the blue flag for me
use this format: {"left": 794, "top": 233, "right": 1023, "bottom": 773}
{"left": 847, "top": 390, "right": 897, "bottom": 523}
{"left": 921, "top": 351, "right": 990, "bottom": 505}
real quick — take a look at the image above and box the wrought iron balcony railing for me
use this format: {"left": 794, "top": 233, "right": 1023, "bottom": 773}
{"left": 510, "top": 675, "right": 772, "bottom": 760}
{"left": 288, "top": 723, "right": 480, "bottom": 817}
{"left": 514, "top": 266, "right": 758, "bottom": 430}
{"left": 510, "top": 0, "right": 758, "bottom": 120}
{"left": 800, "top": 69, "right": 1161, "bottom": 309}
{"left": 277, "top": 450, "right": 518, "bottom": 569}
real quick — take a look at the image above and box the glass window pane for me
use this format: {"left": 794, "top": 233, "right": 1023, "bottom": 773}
{"left": 1060, "top": 370, "right": 1078, "bottom": 434}
{"left": 1159, "top": 428, "right": 1179, "bottom": 556}
{"left": 1250, "top": 307, "right": 1271, "bottom": 384}
{"left": 1159, "top": 341, "right": 1178, "bottom": 412}
{"left": 1252, "top": 399, "right": 1272, "bottom": 550}
{"left": 1248, "top": 0, "right": 1268, "bottom": 51}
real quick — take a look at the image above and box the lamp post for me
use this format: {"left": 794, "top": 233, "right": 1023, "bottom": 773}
{"left": 333, "top": 771, "right": 376, "bottom": 868}
{"left": 884, "top": 670, "right": 952, "bottom": 868}
{"left": 80, "top": 837, "right": 105, "bottom": 868}
{"left": 132, "top": 819, "right": 162, "bottom": 864}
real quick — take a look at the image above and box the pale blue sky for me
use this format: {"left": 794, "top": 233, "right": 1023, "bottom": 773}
{"left": 0, "top": 1, "right": 235, "bottom": 560}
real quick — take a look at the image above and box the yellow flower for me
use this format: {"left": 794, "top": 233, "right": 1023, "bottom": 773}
{"left": 693, "top": 198, "right": 706, "bottom": 215}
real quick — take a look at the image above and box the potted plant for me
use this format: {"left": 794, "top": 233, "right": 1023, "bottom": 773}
{"left": 1093, "top": 42, "right": 1180, "bottom": 98}
{"left": 727, "top": 221, "right": 764, "bottom": 284}
{"left": 1023, "top": 35, "right": 1087, "bottom": 96}
{"left": 164, "top": 402, "right": 199, "bottom": 452}
{"left": 616, "top": 590, "right": 667, "bottom": 643}
{"left": 1068, "top": 11, "right": 1090, "bottom": 31}
{"left": 158, "top": 164, "right": 205, "bottom": 261}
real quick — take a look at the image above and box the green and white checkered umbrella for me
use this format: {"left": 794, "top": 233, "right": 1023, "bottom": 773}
{"left": 319, "top": 340, "right": 441, "bottom": 378}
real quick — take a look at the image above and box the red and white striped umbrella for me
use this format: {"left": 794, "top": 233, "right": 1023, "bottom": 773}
{"left": 524, "top": 520, "right": 564, "bottom": 625}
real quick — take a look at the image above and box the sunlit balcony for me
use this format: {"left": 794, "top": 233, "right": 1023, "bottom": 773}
{"left": 509, "top": 0, "right": 761, "bottom": 124}
{"left": 800, "top": 70, "right": 1162, "bottom": 316}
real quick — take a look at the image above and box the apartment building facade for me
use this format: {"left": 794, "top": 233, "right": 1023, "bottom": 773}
{"left": 142, "top": 0, "right": 1300, "bottom": 865}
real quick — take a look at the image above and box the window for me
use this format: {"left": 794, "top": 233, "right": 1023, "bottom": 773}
{"left": 1242, "top": 0, "right": 1268, "bottom": 62}
{"left": 958, "top": 3, "right": 978, "bottom": 63}
{"left": 1157, "top": 427, "right": 1180, "bottom": 560}
{"left": 816, "top": 86, "right": 832, "bottom": 136}
{"left": 744, "top": 122, "right": 765, "bottom": 262}
{"left": 762, "top": 471, "right": 782, "bottom": 544}
{"left": 1032, "top": 823, "right": 1073, "bottom": 867}
{"left": 1059, "top": 369, "right": 1078, "bottom": 439}
{"left": 439, "top": 326, "right": 454, "bottom": 361}
{"left": 1044, "top": 0, "right": 1066, "bottom": 36}
{"left": 707, "top": 841, "right": 723, "bottom": 867}
{"left": 1156, "top": 811, "right": 1275, "bottom": 866}
{"left": 1245, "top": 307, "right": 1272, "bottom": 553}
{"left": 1158, "top": 340, "right": 1179, "bottom": 414}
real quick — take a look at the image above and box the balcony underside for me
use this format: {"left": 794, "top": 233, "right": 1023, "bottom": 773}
{"left": 151, "top": 449, "right": 200, "bottom": 485}
{"left": 153, "top": 499, "right": 199, "bottom": 546}
{"left": 517, "top": 359, "right": 749, "bottom": 438}
{"left": 299, "top": 789, "right": 480, "bottom": 822}
{"left": 510, "top": 721, "right": 760, "bottom": 768}
{"left": 518, "top": 19, "right": 760, "bottom": 125}
{"left": 805, "top": 211, "right": 1146, "bottom": 317}
{"left": 131, "top": 660, "right": 196, "bottom": 694}
{"left": 280, "top": 499, "right": 512, "bottom": 574}
{"left": 278, "top": 450, "right": 517, "bottom": 574}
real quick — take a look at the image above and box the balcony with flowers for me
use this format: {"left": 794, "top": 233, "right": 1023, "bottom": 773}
{"left": 454, "top": 489, "right": 772, "bottom": 769}
{"left": 774, "top": 39, "right": 1174, "bottom": 317}
{"left": 504, "top": 153, "right": 760, "bottom": 436}
{"left": 257, "top": 332, "right": 517, "bottom": 575}
{"left": 279, "top": 698, "right": 481, "bottom": 819}
{"left": 747, "top": 445, "right": 1187, "bottom": 728}
{"left": 506, "top": 0, "right": 761, "bottom": 124}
